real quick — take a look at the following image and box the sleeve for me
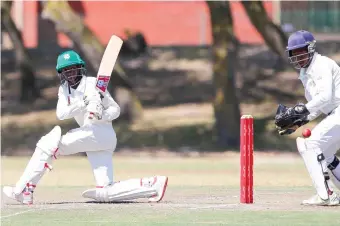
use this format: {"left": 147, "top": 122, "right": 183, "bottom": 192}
{"left": 56, "top": 87, "right": 86, "bottom": 120}
{"left": 306, "top": 110, "right": 322, "bottom": 121}
{"left": 305, "top": 61, "right": 333, "bottom": 114}
{"left": 304, "top": 86, "right": 322, "bottom": 121}
{"left": 101, "top": 91, "right": 120, "bottom": 121}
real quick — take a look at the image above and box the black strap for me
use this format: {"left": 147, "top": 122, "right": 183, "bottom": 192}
{"left": 328, "top": 156, "right": 339, "bottom": 170}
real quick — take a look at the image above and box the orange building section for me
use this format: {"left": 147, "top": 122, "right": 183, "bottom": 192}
{"left": 23, "top": 1, "right": 38, "bottom": 48}
{"left": 25, "top": 1, "right": 274, "bottom": 48}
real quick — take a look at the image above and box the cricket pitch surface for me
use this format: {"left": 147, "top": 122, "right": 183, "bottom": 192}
{"left": 1, "top": 152, "right": 339, "bottom": 226}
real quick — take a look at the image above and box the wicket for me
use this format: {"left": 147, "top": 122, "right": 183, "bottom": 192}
{"left": 240, "top": 115, "right": 254, "bottom": 204}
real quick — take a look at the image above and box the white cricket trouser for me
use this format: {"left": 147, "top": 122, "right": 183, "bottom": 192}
{"left": 57, "top": 124, "right": 117, "bottom": 187}
{"left": 86, "top": 150, "right": 114, "bottom": 187}
{"left": 296, "top": 105, "right": 340, "bottom": 199}
{"left": 305, "top": 105, "right": 340, "bottom": 164}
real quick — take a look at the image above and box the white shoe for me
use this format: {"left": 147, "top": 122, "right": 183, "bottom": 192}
{"left": 148, "top": 176, "right": 168, "bottom": 202}
{"left": 302, "top": 192, "right": 340, "bottom": 206}
{"left": 3, "top": 186, "right": 33, "bottom": 205}
{"left": 329, "top": 172, "right": 340, "bottom": 192}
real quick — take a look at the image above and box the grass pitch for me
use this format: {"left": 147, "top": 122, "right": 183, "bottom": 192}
{"left": 1, "top": 153, "right": 340, "bottom": 226}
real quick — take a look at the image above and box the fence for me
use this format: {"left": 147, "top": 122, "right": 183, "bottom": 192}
{"left": 281, "top": 1, "right": 340, "bottom": 33}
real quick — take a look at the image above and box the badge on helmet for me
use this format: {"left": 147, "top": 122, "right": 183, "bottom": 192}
{"left": 286, "top": 30, "right": 316, "bottom": 69}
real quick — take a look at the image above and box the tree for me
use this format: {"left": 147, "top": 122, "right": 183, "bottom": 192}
{"left": 41, "top": 0, "right": 142, "bottom": 121}
{"left": 207, "top": 1, "right": 241, "bottom": 148}
{"left": 1, "top": 1, "right": 40, "bottom": 102}
{"left": 242, "top": 1, "right": 288, "bottom": 61}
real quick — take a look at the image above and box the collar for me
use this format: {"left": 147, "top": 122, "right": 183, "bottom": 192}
{"left": 298, "top": 52, "right": 319, "bottom": 80}
{"left": 306, "top": 52, "right": 318, "bottom": 75}
{"left": 75, "top": 76, "right": 86, "bottom": 93}
{"left": 62, "top": 76, "right": 86, "bottom": 95}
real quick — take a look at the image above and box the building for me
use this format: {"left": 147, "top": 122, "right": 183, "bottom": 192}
{"left": 2, "top": 1, "right": 339, "bottom": 50}
{"left": 2, "top": 1, "right": 276, "bottom": 50}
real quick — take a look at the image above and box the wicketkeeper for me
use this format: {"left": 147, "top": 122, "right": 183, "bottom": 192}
{"left": 275, "top": 30, "right": 340, "bottom": 205}
{"left": 3, "top": 50, "right": 168, "bottom": 204}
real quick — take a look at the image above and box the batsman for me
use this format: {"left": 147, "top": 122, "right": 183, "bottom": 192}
{"left": 275, "top": 30, "right": 340, "bottom": 206}
{"left": 3, "top": 50, "right": 168, "bottom": 204}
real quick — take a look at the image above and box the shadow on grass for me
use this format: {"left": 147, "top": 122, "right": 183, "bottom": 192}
{"left": 1, "top": 116, "right": 297, "bottom": 156}
{"left": 114, "top": 116, "right": 296, "bottom": 153}
{"left": 45, "top": 200, "right": 137, "bottom": 205}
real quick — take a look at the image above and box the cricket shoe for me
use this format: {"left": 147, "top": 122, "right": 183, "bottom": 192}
{"left": 3, "top": 186, "right": 33, "bottom": 205}
{"left": 148, "top": 176, "right": 168, "bottom": 202}
{"left": 302, "top": 192, "right": 340, "bottom": 206}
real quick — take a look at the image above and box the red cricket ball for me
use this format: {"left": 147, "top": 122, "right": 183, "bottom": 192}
{"left": 302, "top": 128, "right": 311, "bottom": 138}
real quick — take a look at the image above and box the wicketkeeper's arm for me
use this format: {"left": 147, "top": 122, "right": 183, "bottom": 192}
{"left": 307, "top": 110, "right": 322, "bottom": 121}
{"left": 305, "top": 66, "right": 333, "bottom": 113}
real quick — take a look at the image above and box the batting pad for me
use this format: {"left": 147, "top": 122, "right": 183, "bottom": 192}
{"left": 297, "top": 137, "right": 331, "bottom": 200}
{"left": 82, "top": 178, "right": 157, "bottom": 202}
{"left": 14, "top": 126, "right": 61, "bottom": 194}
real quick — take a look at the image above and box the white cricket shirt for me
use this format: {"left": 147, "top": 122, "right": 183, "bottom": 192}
{"left": 299, "top": 52, "right": 340, "bottom": 120}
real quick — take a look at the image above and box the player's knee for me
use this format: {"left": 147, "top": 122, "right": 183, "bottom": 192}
{"left": 36, "top": 126, "right": 62, "bottom": 156}
{"left": 296, "top": 137, "right": 324, "bottom": 155}
{"left": 304, "top": 137, "right": 322, "bottom": 151}
{"left": 299, "top": 136, "right": 336, "bottom": 166}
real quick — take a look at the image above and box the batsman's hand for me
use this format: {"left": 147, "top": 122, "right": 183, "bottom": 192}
{"left": 84, "top": 92, "right": 102, "bottom": 106}
{"left": 84, "top": 92, "right": 104, "bottom": 120}
{"left": 86, "top": 101, "right": 103, "bottom": 120}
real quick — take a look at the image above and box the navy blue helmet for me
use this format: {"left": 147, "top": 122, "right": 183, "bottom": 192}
{"left": 286, "top": 30, "right": 316, "bottom": 69}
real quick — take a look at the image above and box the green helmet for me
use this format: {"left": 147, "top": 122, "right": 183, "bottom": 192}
{"left": 56, "top": 50, "right": 85, "bottom": 72}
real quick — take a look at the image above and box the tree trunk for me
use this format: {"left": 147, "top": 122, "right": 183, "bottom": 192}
{"left": 242, "top": 1, "right": 288, "bottom": 61}
{"left": 1, "top": 1, "right": 40, "bottom": 102}
{"left": 41, "top": 0, "right": 142, "bottom": 121}
{"left": 207, "top": 2, "right": 241, "bottom": 148}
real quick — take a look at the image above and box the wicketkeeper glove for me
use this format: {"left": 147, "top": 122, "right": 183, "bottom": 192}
{"left": 274, "top": 103, "right": 310, "bottom": 136}
{"left": 276, "top": 126, "right": 297, "bottom": 136}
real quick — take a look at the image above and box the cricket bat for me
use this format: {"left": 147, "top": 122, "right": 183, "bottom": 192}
{"left": 84, "top": 35, "right": 123, "bottom": 125}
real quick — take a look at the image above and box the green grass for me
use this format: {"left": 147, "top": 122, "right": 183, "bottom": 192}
{"left": 2, "top": 209, "right": 340, "bottom": 226}
{"left": 1, "top": 155, "right": 340, "bottom": 226}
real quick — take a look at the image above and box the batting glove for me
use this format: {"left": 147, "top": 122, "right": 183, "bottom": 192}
{"left": 86, "top": 101, "right": 103, "bottom": 120}
{"left": 84, "top": 92, "right": 102, "bottom": 106}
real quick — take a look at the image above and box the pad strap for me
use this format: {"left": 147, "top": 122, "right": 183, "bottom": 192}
{"left": 328, "top": 156, "right": 340, "bottom": 171}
